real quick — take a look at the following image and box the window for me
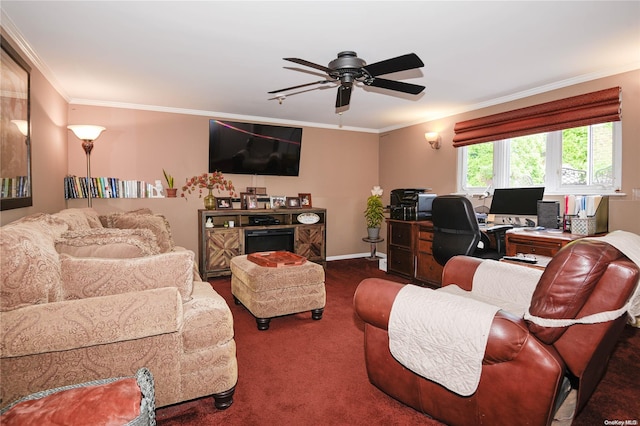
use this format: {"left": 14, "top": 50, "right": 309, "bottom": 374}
{"left": 458, "top": 121, "right": 621, "bottom": 195}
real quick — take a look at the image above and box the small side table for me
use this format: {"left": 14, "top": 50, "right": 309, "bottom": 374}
{"left": 362, "top": 237, "right": 384, "bottom": 261}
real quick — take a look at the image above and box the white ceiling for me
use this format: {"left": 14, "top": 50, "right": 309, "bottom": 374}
{"left": 2, "top": 1, "right": 639, "bottom": 132}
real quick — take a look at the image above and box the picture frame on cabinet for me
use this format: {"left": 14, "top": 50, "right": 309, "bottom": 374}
{"left": 286, "top": 197, "right": 302, "bottom": 208}
{"left": 270, "top": 195, "right": 286, "bottom": 209}
{"left": 242, "top": 193, "right": 258, "bottom": 210}
{"left": 298, "top": 193, "right": 312, "bottom": 208}
{"left": 216, "top": 197, "right": 233, "bottom": 209}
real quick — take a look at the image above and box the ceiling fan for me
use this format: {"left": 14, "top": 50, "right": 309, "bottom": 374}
{"left": 268, "top": 51, "right": 425, "bottom": 108}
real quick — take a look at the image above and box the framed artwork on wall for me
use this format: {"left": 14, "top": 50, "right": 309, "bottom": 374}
{"left": 298, "top": 193, "right": 312, "bottom": 208}
{"left": 1, "top": 36, "right": 32, "bottom": 211}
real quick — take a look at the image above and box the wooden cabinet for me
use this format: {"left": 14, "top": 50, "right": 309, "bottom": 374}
{"left": 415, "top": 224, "right": 443, "bottom": 286}
{"left": 387, "top": 220, "right": 415, "bottom": 279}
{"left": 203, "top": 228, "right": 242, "bottom": 276}
{"left": 295, "top": 224, "right": 325, "bottom": 262}
{"left": 505, "top": 229, "right": 586, "bottom": 257}
{"left": 198, "top": 208, "right": 326, "bottom": 279}
{"left": 386, "top": 219, "right": 441, "bottom": 287}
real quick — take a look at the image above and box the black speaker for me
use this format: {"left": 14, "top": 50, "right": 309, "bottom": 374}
{"left": 537, "top": 201, "right": 560, "bottom": 229}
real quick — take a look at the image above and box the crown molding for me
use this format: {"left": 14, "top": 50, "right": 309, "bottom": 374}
{"left": 1, "top": 9, "right": 70, "bottom": 102}
{"left": 68, "top": 98, "right": 380, "bottom": 134}
{"left": 380, "top": 62, "right": 640, "bottom": 133}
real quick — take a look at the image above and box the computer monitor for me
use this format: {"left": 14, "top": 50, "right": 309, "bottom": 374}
{"left": 489, "top": 187, "right": 545, "bottom": 226}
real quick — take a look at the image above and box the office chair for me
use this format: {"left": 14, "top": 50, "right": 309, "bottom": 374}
{"left": 431, "top": 195, "right": 512, "bottom": 266}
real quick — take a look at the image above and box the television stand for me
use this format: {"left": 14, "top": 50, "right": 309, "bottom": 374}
{"left": 197, "top": 208, "right": 326, "bottom": 279}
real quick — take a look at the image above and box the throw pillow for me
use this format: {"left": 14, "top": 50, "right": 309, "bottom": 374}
{"left": 51, "top": 208, "right": 94, "bottom": 231}
{"left": 100, "top": 212, "right": 175, "bottom": 253}
{"left": 0, "top": 223, "right": 62, "bottom": 311}
{"left": 55, "top": 228, "right": 161, "bottom": 258}
{"left": 60, "top": 250, "right": 194, "bottom": 301}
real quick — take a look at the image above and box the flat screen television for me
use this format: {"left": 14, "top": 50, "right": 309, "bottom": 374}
{"left": 489, "top": 187, "right": 545, "bottom": 216}
{"left": 208, "top": 120, "right": 303, "bottom": 176}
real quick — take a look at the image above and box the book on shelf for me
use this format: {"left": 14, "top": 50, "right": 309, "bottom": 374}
{"left": 64, "top": 175, "right": 153, "bottom": 199}
{"left": 1, "top": 176, "right": 30, "bottom": 198}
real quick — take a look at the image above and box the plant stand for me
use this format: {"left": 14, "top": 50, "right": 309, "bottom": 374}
{"left": 362, "top": 237, "right": 384, "bottom": 261}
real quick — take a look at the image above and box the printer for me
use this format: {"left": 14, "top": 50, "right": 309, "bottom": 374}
{"left": 390, "top": 188, "right": 437, "bottom": 221}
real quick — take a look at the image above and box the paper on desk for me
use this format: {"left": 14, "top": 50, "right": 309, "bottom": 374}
{"left": 565, "top": 195, "right": 602, "bottom": 216}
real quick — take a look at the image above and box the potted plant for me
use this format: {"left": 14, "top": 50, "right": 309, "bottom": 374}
{"left": 163, "top": 169, "right": 177, "bottom": 197}
{"left": 364, "top": 186, "right": 385, "bottom": 239}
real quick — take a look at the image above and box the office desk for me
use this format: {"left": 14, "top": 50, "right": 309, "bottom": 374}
{"left": 505, "top": 229, "right": 587, "bottom": 257}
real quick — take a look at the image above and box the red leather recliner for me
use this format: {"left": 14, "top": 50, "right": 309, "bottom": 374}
{"left": 354, "top": 239, "right": 639, "bottom": 426}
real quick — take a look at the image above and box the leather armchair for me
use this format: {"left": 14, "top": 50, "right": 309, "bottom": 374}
{"left": 354, "top": 239, "right": 639, "bottom": 426}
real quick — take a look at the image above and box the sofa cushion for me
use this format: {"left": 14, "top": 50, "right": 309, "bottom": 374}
{"left": 527, "top": 240, "right": 623, "bottom": 344}
{"left": 55, "top": 228, "right": 161, "bottom": 258}
{"left": 0, "top": 223, "right": 62, "bottom": 312}
{"left": 9, "top": 212, "right": 69, "bottom": 238}
{"left": 52, "top": 208, "right": 101, "bottom": 231}
{"left": 81, "top": 208, "right": 104, "bottom": 228}
{"left": 99, "top": 208, "right": 153, "bottom": 227}
{"left": 1, "top": 287, "right": 182, "bottom": 357}
{"left": 60, "top": 250, "right": 194, "bottom": 301}
{"left": 101, "top": 211, "right": 174, "bottom": 253}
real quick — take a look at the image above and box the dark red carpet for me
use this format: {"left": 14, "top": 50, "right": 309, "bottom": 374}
{"left": 156, "top": 258, "right": 639, "bottom": 425}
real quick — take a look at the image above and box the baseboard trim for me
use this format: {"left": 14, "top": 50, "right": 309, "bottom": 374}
{"left": 327, "top": 253, "right": 387, "bottom": 261}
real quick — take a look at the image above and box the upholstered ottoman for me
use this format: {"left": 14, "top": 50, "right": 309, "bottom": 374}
{"left": 230, "top": 253, "right": 326, "bottom": 330}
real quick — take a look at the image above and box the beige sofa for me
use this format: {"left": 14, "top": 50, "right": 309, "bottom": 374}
{"left": 0, "top": 208, "right": 238, "bottom": 410}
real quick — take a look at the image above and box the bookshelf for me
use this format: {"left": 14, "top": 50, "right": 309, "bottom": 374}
{"left": 64, "top": 175, "right": 160, "bottom": 199}
{"left": 1, "top": 176, "right": 30, "bottom": 198}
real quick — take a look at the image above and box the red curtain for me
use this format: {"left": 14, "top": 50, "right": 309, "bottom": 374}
{"left": 452, "top": 87, "right": 621, "bottom": 148}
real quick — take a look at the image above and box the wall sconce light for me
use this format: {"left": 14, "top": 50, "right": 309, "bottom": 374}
{"left": 424, "top": 132, "right": 441, "bottom": 150}
{"left": 67, "top": 125, "right": 106, "bottom": 207}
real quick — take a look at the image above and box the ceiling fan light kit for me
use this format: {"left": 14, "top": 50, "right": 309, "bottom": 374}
{"left": 269, "top": 51, "right": 425, "bottom": 109}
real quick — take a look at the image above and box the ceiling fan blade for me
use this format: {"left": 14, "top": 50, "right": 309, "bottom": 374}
{"left": 268, "top": 80, "right": 333, "bottom": 94}
{"left": 335, "top": 85, "right": 352, "bottom": 108}
{"left": 367, "top": 77, "right": 425, "bottom": 95}
{"left": 284, "top": 58, "right": 333, "bottom": 74}
{"left": 363, "top": 53, "right": 424, "bottom": 77}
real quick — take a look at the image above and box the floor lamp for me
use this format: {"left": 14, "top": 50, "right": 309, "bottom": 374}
{"left": 67, "top": 125, "right": 106, "bottom": 207}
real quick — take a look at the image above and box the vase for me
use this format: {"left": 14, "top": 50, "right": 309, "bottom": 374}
{"left": 367, "top": 227, "right": 380, "bottom": 240}
{"left": 204, "top": 188, "right": 216, "bottom": 210}
{"left": 165, "top": 188, "right": 177, "bottom": 198}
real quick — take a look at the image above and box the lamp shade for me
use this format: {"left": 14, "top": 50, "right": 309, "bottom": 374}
{"left": 11, "top": 120, "right": 28, "bottom": 136}
{"left": 424, "top": 132, "right": 439, "bottom": 142}
{"left": 68, "top": 125, "right": 106, "bottom": 141}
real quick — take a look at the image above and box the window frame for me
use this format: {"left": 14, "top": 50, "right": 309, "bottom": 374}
{"left": 457, "top": 121, "right": 622, "bottom": 196}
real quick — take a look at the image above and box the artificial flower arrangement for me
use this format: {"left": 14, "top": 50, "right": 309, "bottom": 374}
{"left": 181, "top": 171, "right": 236, "bottom": 199}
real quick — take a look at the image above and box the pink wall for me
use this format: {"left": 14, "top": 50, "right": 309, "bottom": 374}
{"left": 0, "top": 30, "right": 68, "bottom": 226}
{"left": 3, "top": 26, "right": 639, "bottom": 249}
{"left": 66, "top": 106, "right": 380, "bottom": 256}
{"left": 380, "top": 69, "right": 640, "bottom": 233}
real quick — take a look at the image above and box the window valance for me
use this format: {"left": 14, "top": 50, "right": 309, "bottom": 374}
{"left": 452, "top": 87, "right": 621, "bottom": 148}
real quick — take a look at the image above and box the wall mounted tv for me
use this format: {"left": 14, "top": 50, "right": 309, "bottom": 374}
{"left": 208, "top": 120, "right": 303, "bottom": 176}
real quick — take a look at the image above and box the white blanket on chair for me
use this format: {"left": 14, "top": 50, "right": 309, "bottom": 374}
{"left": 388, "top": 285, "right": 499, "bottom": 396}
{"left": 588, "top": 231, "right": 640, "bottom": 319}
